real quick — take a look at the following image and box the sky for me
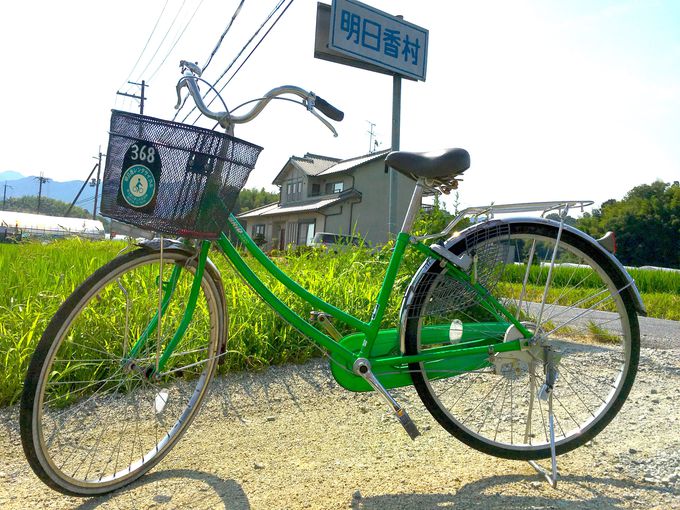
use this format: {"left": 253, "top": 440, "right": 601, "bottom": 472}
{"left": 1, "top": 0, "right": 678, "bottom": 213}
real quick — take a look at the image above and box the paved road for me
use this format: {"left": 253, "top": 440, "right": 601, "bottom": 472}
{"left": 521, "top": 301, "right": 679, "bottom": 350}
{"left": 639, "top": 315, "right": 680, "bottom": 350}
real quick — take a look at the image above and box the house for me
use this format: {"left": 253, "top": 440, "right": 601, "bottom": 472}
{"left": 238, "top": 150, "right": 416, "bottom": 249}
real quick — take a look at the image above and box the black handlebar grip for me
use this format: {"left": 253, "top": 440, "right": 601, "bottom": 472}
{"left": 315, "top": 96, "right": 344, "bottom": 122}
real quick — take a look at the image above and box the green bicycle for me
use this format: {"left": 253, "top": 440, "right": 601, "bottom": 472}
{"left": 20, "top": 61, "right": 644, "bottom": 495}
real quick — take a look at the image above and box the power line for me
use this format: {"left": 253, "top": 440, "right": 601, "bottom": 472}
{"left": 195, "top": 0, "right": 294, "bottom": 126}
{"left": 177, "top": 0, "right": 290, "bottom": 124}
{"left": 121, "top": 0, "right": 170, "bottom": 88}
{"left": 173, "top": 0, "right": 257, "bottom": 122}
{"left": 201, "top": 0, "right": 246, "bottom": 73}
{"left": 134, "top": 0, "right": 188, "bottom": 84}
{"left": 147, "top": 0, "right": 207, "bottom": 83}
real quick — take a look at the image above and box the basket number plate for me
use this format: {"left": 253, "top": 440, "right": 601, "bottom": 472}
{"left": 118, "top": 141, "right": 162, "bottom": 211}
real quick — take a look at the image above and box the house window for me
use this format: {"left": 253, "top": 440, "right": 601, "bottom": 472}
{"left": 310, "top": 183, "right": 321, "bottom": 196}
{"left": 252, "top": 224, "right": 266, "bottom": 244}
{"left": 325, "top": 181, "right": 344, "bottom": 194}
{"left": 297, "top": 220, "right": 315, "bottom": 246}
{"left": 286, "top": 181, "right": 303, "bottom": 201}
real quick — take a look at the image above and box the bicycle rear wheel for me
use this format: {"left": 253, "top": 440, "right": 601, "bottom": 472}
{"left": 21, "top": 247, "right": 225, "bottom": 495}
{"left": 404, "top": 221, "right": 639, "bottom": 460}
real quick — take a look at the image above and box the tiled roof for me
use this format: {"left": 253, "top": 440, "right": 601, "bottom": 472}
{"left": 290, "top": 154, "right": 338, "bottom": 176}
{"left": 317, "top": 149, "right": 390, "bottom": 176}
{"left": 272, "top": 150, "right": 389, "bottom": 185}
{"left": 237, "top": 189, "right": 361, "bottom": 219}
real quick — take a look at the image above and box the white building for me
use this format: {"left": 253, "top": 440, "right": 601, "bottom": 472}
{"left": 0, "top": 211, "right": 105, "bottom": 241}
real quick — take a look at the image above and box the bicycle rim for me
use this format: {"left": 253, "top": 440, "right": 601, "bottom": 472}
{"left": 405, "top": 222, "right": 639, "bottom": 459}
{"left": 21, "top": 249, "right": 223, "bottom": 495}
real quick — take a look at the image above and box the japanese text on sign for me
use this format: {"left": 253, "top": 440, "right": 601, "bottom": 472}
{"left": 330, "top": 0, "right": 428, "bottom": 81}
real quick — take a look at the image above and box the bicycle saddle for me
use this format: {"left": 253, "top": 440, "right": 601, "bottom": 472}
{"left": 385, "top": 148, "right": 470, "bottom": 179}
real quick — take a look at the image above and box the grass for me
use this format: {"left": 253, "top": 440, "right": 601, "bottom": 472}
{"left": 586, "top": 321, "right": 621, "bottom": 344}
{"left": 0, "top": 238, "right": 678, "bottom": 406}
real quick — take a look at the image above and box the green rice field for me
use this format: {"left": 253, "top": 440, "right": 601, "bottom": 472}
{"left": 0, "top": 238, "right": 678, "bottom": 407}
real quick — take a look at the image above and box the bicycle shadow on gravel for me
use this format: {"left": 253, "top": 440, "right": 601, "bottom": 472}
{"left": 350, "top": 474, "right": 678, "bottom": 510}
{"left": 210, "top": 359, "right": 339, "bottom": 421}
{"left": 72, "top": 469, "right": 250, "bottom": 510}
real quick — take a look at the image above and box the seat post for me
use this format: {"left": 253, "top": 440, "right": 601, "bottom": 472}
{"left": 400, "top": 178, "right": 425, "bottom": 234}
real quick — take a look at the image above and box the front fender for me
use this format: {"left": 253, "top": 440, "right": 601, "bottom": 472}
{"left": 137, "top": 238, "right": 229, "bottom": 363}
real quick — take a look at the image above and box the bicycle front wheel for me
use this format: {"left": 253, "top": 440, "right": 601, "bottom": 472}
{"left": 20, "top": 247, "right": 226, "bottom": 496}
{"left": 404, "top": 221, "right": 639, "bottom": 460}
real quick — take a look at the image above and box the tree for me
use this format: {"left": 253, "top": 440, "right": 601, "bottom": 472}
{"left": 412, "top": 194, "right": 470, "bottom": 238}
{"left": 576, "top": 180, "right": 680, "bottom": 268}
{"left": 545, "top": 213, "right": 577, "bottom": 227}
{"left": 233, "top": 187, "right": 278, "bottom": 214}
{"left": 3, "top": 196, "right": 91, "bottom": 219}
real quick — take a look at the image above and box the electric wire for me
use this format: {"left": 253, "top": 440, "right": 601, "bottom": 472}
{"left": 133, "top": 0, "right": 188, "bottom": 83}
{"left": 172, "top": 0, "right": 248, "bottom": 120}
{"left": 192, "top": 0, "right": 293, "bottom": 124}
{"left": 204, "top": 0, "right": 295, "bottom": 116}
{"left": 201, "top": 0, "right": 246, "bottom": 73}
{"left": 120, "top": 0, "right": 170, "bottom": 88}
{"left": 147, "top": 0, "right": 206, "bottom": 84}
{"left": 177, "top": 0, "right": 290, "bottom": 124}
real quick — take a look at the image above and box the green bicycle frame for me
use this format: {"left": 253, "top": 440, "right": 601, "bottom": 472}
{"left": 139, "top": 213, "right": 531, "bottom": 387}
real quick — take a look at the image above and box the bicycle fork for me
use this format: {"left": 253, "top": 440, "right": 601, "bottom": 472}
{"left": 353, "top": 358, "right": 421, "bottom": 440}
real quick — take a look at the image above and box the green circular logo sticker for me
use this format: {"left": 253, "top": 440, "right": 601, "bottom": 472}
{"left": 120, "top": 164, "right": 156, "bottom": 208}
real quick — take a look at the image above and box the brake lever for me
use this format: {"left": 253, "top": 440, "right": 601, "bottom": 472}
{"left": 307, "top": 107, "right": 338, "bottom": 137}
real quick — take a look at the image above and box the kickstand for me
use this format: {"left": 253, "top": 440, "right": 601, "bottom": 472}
{"left": 527, "top": 391, "right": 558, "bottom": 488}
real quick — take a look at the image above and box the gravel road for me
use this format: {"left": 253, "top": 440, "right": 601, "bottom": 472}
{"left": 1, "top": 338, "right": 679, "bottom": 510}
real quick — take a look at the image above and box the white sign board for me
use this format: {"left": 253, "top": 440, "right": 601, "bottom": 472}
{"left": 329, "top": 0, "right": 428, "bottom": 81}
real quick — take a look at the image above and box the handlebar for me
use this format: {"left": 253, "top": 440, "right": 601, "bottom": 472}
{"left": 175, "top": 60, "right": 344, "bottom": 136}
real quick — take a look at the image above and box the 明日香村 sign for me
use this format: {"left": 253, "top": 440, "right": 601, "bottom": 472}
{"left": 329, "top": 0, "right": 428, "bottom": 81}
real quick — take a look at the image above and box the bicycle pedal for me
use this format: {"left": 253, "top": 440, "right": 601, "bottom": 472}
{"left": 395, "top": 408, "right": 421, "bottom": 440}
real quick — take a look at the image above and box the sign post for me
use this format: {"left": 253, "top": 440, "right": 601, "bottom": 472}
{"left": 316, "top": 0, "right": 428, "bottom": 237}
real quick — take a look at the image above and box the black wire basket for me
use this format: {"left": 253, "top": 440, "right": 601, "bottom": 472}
{"left": 101, "top": 110, "right": 262, "bottom": 238}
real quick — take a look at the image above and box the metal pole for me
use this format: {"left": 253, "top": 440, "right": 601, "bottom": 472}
{"left": 140, "top": 80, "right": 146, "bottom": 115}
{"left": 36, "top": 173, "right": 49, "bottom": 214}
{"left": 388, "top": 73, "right": 402, "bottom": 237}
{"left": 66, "top": 163, "right": 98, "bottom": 217}
{"left": 2, "top": 182, "right": 11, "bottom": 209}
{"left": 92, "top": 147, "right": 103, "bottom": 219}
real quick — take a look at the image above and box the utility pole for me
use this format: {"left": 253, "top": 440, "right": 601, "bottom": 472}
{"left": 91, "top": 147, "right": 105, "bottom": 219}
{"left": 2, "top": 181, "right": 13, "bottom": 209}
{"left": 116, "top": 80, "right": 148, "bottom": 114}
{"left": 367, "top": 121, "right": 379, "bottom": 153}
{"left": 35, "top": 173, "right": 50, "bottom": 214}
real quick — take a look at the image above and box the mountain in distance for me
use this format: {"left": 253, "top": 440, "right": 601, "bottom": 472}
{"left": 0, "top": 171, "right": 98, "bottom": 214}
{"left": 0, "top": 170, "right": 26, "bottom": 181}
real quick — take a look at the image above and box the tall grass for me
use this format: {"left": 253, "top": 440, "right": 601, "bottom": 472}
{"left": 1, "top": 238, "right": 677, "bottom": 406}
{"left": 0, "top": 239, "right": 126, "bottom": 406}
{"left": 0, "top": 239, "right": 411, "bottom": 406}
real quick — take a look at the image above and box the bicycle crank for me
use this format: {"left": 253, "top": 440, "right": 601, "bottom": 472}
{"left": 353, "top": 359, "right": 421, "bottom": 440}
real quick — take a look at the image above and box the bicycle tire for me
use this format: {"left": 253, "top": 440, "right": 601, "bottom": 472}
{"left": 404, "top": 221, "right": 639, "bottom": 460}
{"left": 20, "top": 247, "right": 226, "bottom": 496}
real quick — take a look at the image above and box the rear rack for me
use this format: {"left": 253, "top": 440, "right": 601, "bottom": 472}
{"left": 415, "top": 200, "right": 594, "bottom": 242}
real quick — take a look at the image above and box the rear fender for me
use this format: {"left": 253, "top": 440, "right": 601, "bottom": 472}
{"left": 398, "top": 218, "right": 646, "bottom": 354}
